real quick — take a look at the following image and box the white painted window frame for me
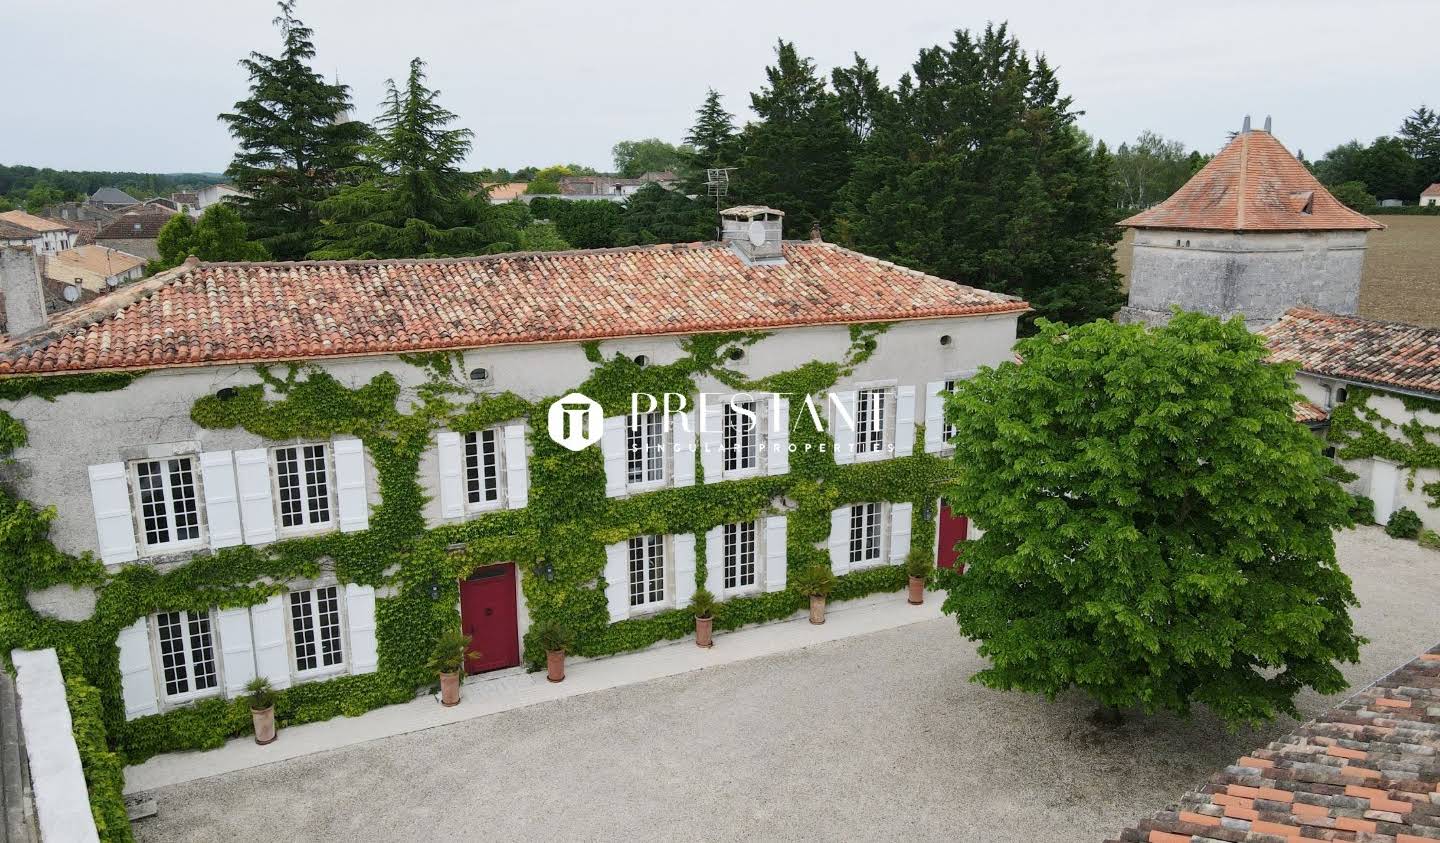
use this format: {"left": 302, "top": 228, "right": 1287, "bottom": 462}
{"left": 626, "top": 534, "right": 671, "bottom": 614}
{"left": 270, "top": 443, "right": 337, "bottom": 537}
{"left": 625, "top": 411, "right": 669, "bottom": 493}
{"left": 848, "top": 502, "right": 887, "bottom": 570}
{"left": 284, "top": 584, "right": 350, "bottom": 683}
{"left": 721, "top": 399, "right": 763, "bottom": 480}
{"left": 842, "top": 378, "right": 898, "bottom": 463}
{"left": 720, "top": 519, "right": 763, "bottom": 598}
{"left": 149, "top": 608, "right": 223, "bottom": 706}
{"left": 462, "top": 427, "right": 507, "bottom": 514}
{"left": 129, "top": 455, "right": 206, "bottom": 556}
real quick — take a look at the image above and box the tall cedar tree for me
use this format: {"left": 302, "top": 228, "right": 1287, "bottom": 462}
{"left": 219, "top": 1, "right": 368, "bottom": 259}
{"left": 679, "top": 89, "right": 739, "bottom": 196}
{"left": 614, "top": 183, "right": 714, "bottom": 246}
{"left": 1399, "top": 105, "right": 1440, "bottom": 190}
{"left": 737, "top": 42, "right": 855, "bottom": 236}
{"left": 940, "top": 313, "right": 1362, "bottom": 726}
{"left": 842, "top": 25, "right": 1122, "bottom": 329}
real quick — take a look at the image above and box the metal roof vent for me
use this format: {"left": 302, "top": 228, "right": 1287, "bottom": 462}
{"left": 720, "top": 206, "right": 784, "bottom": 265}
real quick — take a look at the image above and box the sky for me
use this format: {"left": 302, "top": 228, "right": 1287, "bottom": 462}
{"left": 3, "top": 0, "right": 1437, "bottom": 174}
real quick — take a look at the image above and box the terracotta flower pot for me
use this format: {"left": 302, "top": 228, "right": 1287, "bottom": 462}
{"left": 439, "top": 672, "right": 461, "bottom": 707}
{"left": 251, "top": 706, "right": 276, "bottom": 745}
{"left": 809, "top": 594, "right": 827, "bottom": 625}
{"left": 546, "top": 649, "right": 566, "bottom": 683}
{"left": 908, "top": 575, "right": 925, "bottom": 605}
{"left": 695, "top": 615, "right": 713, "bottom": 648}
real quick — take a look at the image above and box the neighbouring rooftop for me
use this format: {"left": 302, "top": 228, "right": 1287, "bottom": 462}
{"left": 1263, "top": 308, "right": 1440, "bottom": 399}
{"left": 0, "top": 210, "right": 73, "bottom": 235}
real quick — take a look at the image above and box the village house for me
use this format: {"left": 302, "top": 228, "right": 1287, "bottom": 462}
{"left": 94, "top": 210, "right": 172, "bottom": 260}
{"left": 190, "top": 183, "right": 247, "bottom": 217}
{"left": 88, "top": 187, "right": 141, "bottom": 210}
{"left": 43, "top": 244, "right": 146, "bottom": 293}
{"left": 1421, "top": 182, "right": 1440, "bottom": 207}
{"left": 0, "top": 210, "right": 78, "bottom": 256}
{"left": 0, "top": 206, "right": 1019, "bottom": 743}
{"left": 560, "top": 171, "right": 679, "bottom": 199}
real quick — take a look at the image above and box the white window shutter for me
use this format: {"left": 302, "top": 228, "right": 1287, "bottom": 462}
{"left": 764, "top": 515, "right": 788, "bottom": 592}
{"left": 345, "top": 583, "right": 378, "bottom": 675}
{"left": 199, "top": 451, "right": 243, "bottom": 549}
{"left": 249, "top": 595, "right": 292, "bottom": 690}
{"left": 503, "top": 424, "right": 529, "bottom": 509}
{"left": 924, "top": 381, "right": 945, "bottom": 453}
{"left": 673, "top": 533, "right": 696, "bottom": 607}
{"left": 671, "top": 412, "right": 695, "bottom": 488}
{"left": 889, "top": 502, "right": 913, "bottom": 564}
{"left": 88, "top": 462, "right": 137, "bottom": 564}
{"left": 216, "top": 606, "right": 256, "bottom": 696}
{"left": 767, "top": 398, "right": 790, "bottom": 476}
{"left": 602, "top": 416, "right": 626, "bottom": 498}
{"left": 704, "top": 526, "right": 724, "bottom": 596}
{"left": 234, "top": 448, "right": 276, "bottom": 545}
{"left": 333, "top": 438, "right": 369, "bottom": 533}
{"left": 700, "top": 403, "right": 722, "bottom": 483}
{"left": 829, "top": 506, "right": 851, "bottom": 575}
{"left": 116, "top": 618, "right": 158, "bottom": 719}
{"left": 894, "top": 385, "right": 916, "bottom": 457}
{"left": 436, "top": 431, "right": 465, "bottom": 519}
{"left": 603, "top": 541, "right": 629, "bottom": 622}
{"left": 833, "top": 390, "right": 857, "bottom": 465}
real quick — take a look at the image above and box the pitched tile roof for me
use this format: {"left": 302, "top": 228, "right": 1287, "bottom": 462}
{"left": 44, "top": 245, "right": 146, "bottom": 280}
{"left": 1262, "top": 308, "right": 1440, "bottom": 399}
{"left": 0, "top": 241, "right": 1027, "bottom": 375}
{"left": 1119, "top": 131, "right": 1384, "bottom": 232}
{"left": 0, "top": 221, "right": 40, "bottom": 240}
{"left": 1422, "top": 183, "right": 1440, "bottom": 198}
{"left": 0, "top": 210, "right": 73, "bottom": 235}
{"left": 95, "top": 212, "right": 172, "bottom": 240}
{"left": 1293, "top": 401, "right": 1328, "bottom": 425}
{"left": 1108, "top": 644, "right": 1440, "bottom": 843}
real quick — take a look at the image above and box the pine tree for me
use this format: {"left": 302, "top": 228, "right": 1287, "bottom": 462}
{"left": 219, "top": 1, "right": 368, "bottom": 259}
{"left": 831, "top": 54, "right": 887, "bottom": 141}
{"left": 1400, "top": 105, "right": 1440, "bottom": 189}
{"left": 679, "top": 89, "right": 738, "bottom": 195}
{"left": 614, "top": 183, "right": 713, "bottom": 246}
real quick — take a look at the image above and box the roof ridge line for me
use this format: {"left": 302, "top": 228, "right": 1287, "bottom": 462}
{"left": 199, "top": 240, "right": 725, "bottom": 269}
{"left": 1235, "top": 130, "right": 1249, "bottom": 230}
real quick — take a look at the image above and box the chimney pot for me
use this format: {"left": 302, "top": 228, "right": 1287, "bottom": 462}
{"left": 1242, "top": 114, "right": 1251, "bottom": 134}
{"left": 1264, "top": 115, "right": 1272, "bottom": 133}
{"left": 719, "top": 206, "right": 786, "bottom": 264}
{"left": 1, "top": 246, "right": 50, "bottom": 337}
{"left": 810, "top": 222, "right": 822, "bottom": 242}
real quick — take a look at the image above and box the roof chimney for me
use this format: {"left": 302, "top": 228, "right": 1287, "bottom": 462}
{"left": 1263, "top": 115, "right": 1272, "bottom": 133}
{"left": 1, "top": 246, "right": 48, "bottom": 337}
{"left": 1242, "top": 114, "right": 1251, "bottom": 134}
{"left": 720, "top": 206, "right": 785, "bottom": 264}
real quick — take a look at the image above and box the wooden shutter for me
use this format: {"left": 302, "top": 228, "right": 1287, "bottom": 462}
{"left": 700, "top": 402, "right": 723, "bottom": 482}
{"left": 894, "top": 385, "right": 916, "bottom": 457}
{"left": 764, "top": 515, "right": 788, "bottom": 592}
{"left": 924, "top": 381, "right": 945, "bottom": 453}
{"left": 345, "top": 583, "right": 378, "bottom": 675}
{"left": 234, "top": 448, "right": 276, "bottom": 545}
{"left": 88, "top": 462, "right": 137, "bottom": 564}
{"left": 116, "top": 618, "right": 158, "bottom": 719}
{"left": 673, "top": 533, "right": 696, "bottom": 607}
{"left": 249, "top": 595, "right": 292, "bottom": 690}
{"left": 199, "top": 451, "right": 243, "bottom": 549}
{"left": 436, "top": 431, "right": 465, "bottom": 519}
{"left": 216, "top": 606, "right": 256, "bottom": 696}
{"left": 767, "top": 398, "right": 790, "bottom": 476}
{"left": 829, "top": 506, "right": 851, "bottom": 575}
{"left": 603, "top": 541, "right": 629, "bottom": 622}
{"left": 333, "top": 438, "right": 369, "bottom": 533}
{"left": 832, "top": 390, "right": 857, "bottom": 465}
{"left": 704, "top": 526, "right": 724, "bottom": 596}
{"left": 601, "top": 416, "right": 626, "bottom": 498}
{"left": 503, "top": 424, "right": 529, "bottom": 509}
{"left": 671, "top": 412, "right": 695, "bottom": 488}
{"left": 889, "top": 502, "right": 913, "bottom": 564}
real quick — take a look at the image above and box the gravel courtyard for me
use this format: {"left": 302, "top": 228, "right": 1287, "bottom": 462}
{"left": 134, "top": 527, "right": 1439, "bottom": 843}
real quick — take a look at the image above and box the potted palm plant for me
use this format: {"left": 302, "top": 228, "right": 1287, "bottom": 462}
{"left": 534, "top": 620, "right": 574, "bottom": 683}
{"left": 690, "top": 587, "right": 717, "bottom": 648}
{"left": 795, "top": 564, "right": 837, "bottom": 625}
{"left": 246, "top": 677, "right": 277, "bottom": 745}
{"left": 905, "top": 548, "right": 931, "bottom": 605}
{"left": 427, "top": 628, "right": 478, "bottom": 707}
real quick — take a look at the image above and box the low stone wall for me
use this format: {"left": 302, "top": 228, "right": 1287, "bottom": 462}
{"left": 11, "top": 648, "right": 99, "bottom": 843}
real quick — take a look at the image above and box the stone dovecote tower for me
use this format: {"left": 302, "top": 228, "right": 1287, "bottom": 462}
{"left": 1118, "top": 120, "right": 1383, "bottom": 328}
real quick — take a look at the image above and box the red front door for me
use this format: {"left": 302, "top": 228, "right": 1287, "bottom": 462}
{"left": 936, "top": 502, "right": 969, "bottom": 571}
{"left": 459, "top": 563, "right": 520, "bottom": 674}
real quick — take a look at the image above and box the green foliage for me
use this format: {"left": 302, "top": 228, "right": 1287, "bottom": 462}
{"left": 793, "top": 564, "right": 836, "bottom": 597}
{"left": 1328, "top": 180, "right": 1377, "bottom": 212}
{"left": 1400, "top": 105, "right": 1440, "bottom": 190}
{"left": 679, "top": 89, "right": 739, "bottom": 193}
{"left": 525, "top": 165, "right": 574, "bottom": 195}
{"left": 1112, "top": 131, "right": 1199, "bottom": 211}
{"left": 1419, "top": 529, "right": 1440, "bottom": 550}
{"left": 1315, "top": 136, "right": 1423, "bottom": 202}
{"left": 152, "top": 205, "right": 268, "bottom": 270}
{"left": 688, "top": 588, "right": 716, "bottom": 619}
{"left": 0, "top": 164, "right": 224, "bottom": 206}
{"left": 614, "top": 183, "right": 714, "bottom": 246}
{"left": 64, "top": 669, "right": 132, "bottom": 842}
{"left": 1385, "top": 507, "right": 1423, "bottom": 540}
{"left": 527, "top": 198, "right": 621, "bottom": 249}
{"left": 1349, "top": 494, "right": 1377, "bottom": 526}
{"left": 904, "top": 547, "right": 931, "bottom": 580}
{"left": 532, "top": 620, "right": 574, "bottom": 654}
{"left": 245, "top": 676, "right": 275, "bottom": 711}
{"left": 940, "top": 313, "right": 1362, "bottom": 726}
{"left": 153, "top": 213, "right": 196, "bottom": 268}
{"left": 1327, "top": 387, "right": 1440, "bottom": 512}
{"left": 425, "top": 628, "right": 477, "bottom": 675}
{"left": 612, "top": 138, "right": 690, "bottom": 178}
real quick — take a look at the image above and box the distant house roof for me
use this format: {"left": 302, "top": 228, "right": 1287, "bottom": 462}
{"left": 170, "top": 192, "right": 198, "bottom": 206}
{"left": 44, "top": 245, "right": 146, "bottom": 281}
{"left": 1422, "top": 183, "right": 1440, "bottom": 197}
{"left": 62, "top": 219, "right": 101, "bottom": 247}
{"left": 1262, "top": 308, "right": 1440, "bottom": 399}
{"left": 96, "top": 212, "right": 172, "bottom": 240}
{"left": 0, "top": 210, "right": 73, "bottom": 235}
{"left": 0, "top": 221, "right": 40, "bottom": 240}
{"left": 1108, "top": 645, "right": 1440, "bottom": 843}
{"left": 1119, "top": 130, "right": 1384, "bottom": 232}
{"left": 483, "top": 182, "right": 529, "bottom": 201}
{"left": 0, "top": 240, "right": 1027, "bottom": 375}
{"left": 89, "top": 187, "right": 140, "bottom": 206}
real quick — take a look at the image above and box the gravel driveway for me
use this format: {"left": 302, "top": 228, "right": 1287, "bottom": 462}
{"left": 133, "top": 527, "right": 1439, "bottom": 842}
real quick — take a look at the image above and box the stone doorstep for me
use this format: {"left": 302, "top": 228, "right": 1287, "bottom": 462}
{"left": 124, "top": 589, "right": 943, "bottom": 797}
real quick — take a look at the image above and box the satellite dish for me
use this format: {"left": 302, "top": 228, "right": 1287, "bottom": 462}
{"left": 62, "top": 284, "right": 81, "bottom": 302}
{"left": 747, "top": 219, "right": 767, "bottom": 247}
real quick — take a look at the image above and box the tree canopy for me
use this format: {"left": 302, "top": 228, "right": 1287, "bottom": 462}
{"left": 680, "top": 89, "right": 740, "bottom": 194}
{"left": 152, "top": 205, "right": 269, "bottom": 270}
{"left": 615, "top": 183, "right": 714, "bottom": 245}
{"left": 940, "top": 313, "right": 1361, "bottom": 726}
{"left": 1111, "top": 131, "right": 1200, "bottom": 211}
{"left": 611, "top": 138, "right": 690, "bottom": 178}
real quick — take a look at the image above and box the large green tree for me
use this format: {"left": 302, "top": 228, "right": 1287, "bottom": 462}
{"left": 611, "top": 138, "right": 690, "bottom": 178}
{"left": 614, "top": 183, "right": 714, "bottom": 245}
{"left": 1112, "top": 131, "right": 1193, "bottom": 211}
{"left": 840, "top": 25, "right": 1122, "bottom": 329}
{"left": 940, "top": 313, "right": 1361, "bottom": 726}
{"left": 152, "top": 205, "right": 269, "bottom": 270}
{"left": 219, "top": 0, "right": 369, "bottom": 259}
{"left": 1315, "top": 136, "right": 1421, "bottom": 201}
{"left": 1399, "top": 105, "right": 1440, "bottom": 189}
{"left": 679, "top": 89, "right": 740, "bottom": 196}
{"left": 528, "top": 198, "right": 621, "bottom": 249}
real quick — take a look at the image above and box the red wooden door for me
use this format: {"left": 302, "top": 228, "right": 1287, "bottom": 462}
{"left": 936, "top": 502, "right": 969, "bottom": 571}
{"left": 459, "top": 563, "right": 520, "bottom": 674}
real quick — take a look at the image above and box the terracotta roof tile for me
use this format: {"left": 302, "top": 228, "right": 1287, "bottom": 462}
{"left": 1292, "top": 400, "right": 1328, "bottom": 425}
{"left": 0, "top": 241, "right": 1027, "bottom": 375}
{"left": 1119, "top": 131, "right": 1383, "bottom": 232}
{"left": 1422, "top": 183, "right": 1440, "bottom": 198}
{"left": 95, "top": 212, "right": 173, "bottom": 240}
{"left": 1263, "top": 308, "right": 1440, "bottom": 399}
{"left": 0, "top": 210, "right": 73, "bottom": 235}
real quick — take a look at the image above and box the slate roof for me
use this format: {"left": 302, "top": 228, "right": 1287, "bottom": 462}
{"left": 95, "top": 212, "right": 172, "bottom": 240}
{"left": 0, "top": 240, "right": 1027, "bottom": 375}
{"left": 89, "top": 187, "right": 139, "bottom": 205}
{"left": 0, "top": 210, "right": 72, "bottom": 235}
{"left": 1262, "top": 309, "right": 1440, "bottom": 399}
{"left": 1109, "top": 644, "right": 1440, "bottom": 843}
{"left": 1119, "top": 131, "right": 1383, "bottom": 232}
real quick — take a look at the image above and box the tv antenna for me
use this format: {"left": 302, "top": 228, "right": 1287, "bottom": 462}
{"left": 705, "top": 168, "right": 736, "bottom": 239}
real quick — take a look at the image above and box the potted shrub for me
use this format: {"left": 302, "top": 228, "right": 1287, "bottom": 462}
{"left": 905, "top": 548, "right": 931, "bottom": 605}
{"left": 690, "top": 587, "right": 717, "bottom": 648}
{"left": 246, "top": 677, "right": 276, "bottom": 745}
{"left": 534, "top": 620, "right": 574, "bottom": 683}
{"left": 795, "top": 564, "right": 836, "bottom": 625}
{"left": 426, "top": 628, "right": 478, "bottom": 707}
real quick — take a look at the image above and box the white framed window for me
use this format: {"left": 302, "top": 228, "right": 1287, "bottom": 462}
{"left": 627, "top": 534, "right": 667, "bottom": 610}
{"left": 849, "top": 503, "right": 884, "bottom": 568}
{"left": 463, "top": 429, "right": 503, "bottom": 510}
{"left": 152, "top": 609, "right": 220, "bottom": 703}
{"left": 941, "top": 379, "right": 958, "bottom": 444}
{"left": 855, "top": 388, "right": 890, "bottom": 456}
{"left": 1320, "top": 383, "right": 1334, "bottom": 410}
{"left": 626, "top": 412, "right": 665, "bottom": 486}
{"left": 722, "top": 520, "right": 759, "bottom": 594}
{"left": 288, "top": 586, "right": 346, "bottom": 677}
{"left": 132, "top": 456, "right": 202, "bottom": 553}
{"left": 273, "top": 444, "right": 333, "bottom": 532}
{"left": 722, "top": 401, "right": 759, "bottom": 475}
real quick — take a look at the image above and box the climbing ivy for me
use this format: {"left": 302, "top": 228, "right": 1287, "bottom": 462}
{"left": 1328, "top": 387, "right": 1440, "bottom": 511}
